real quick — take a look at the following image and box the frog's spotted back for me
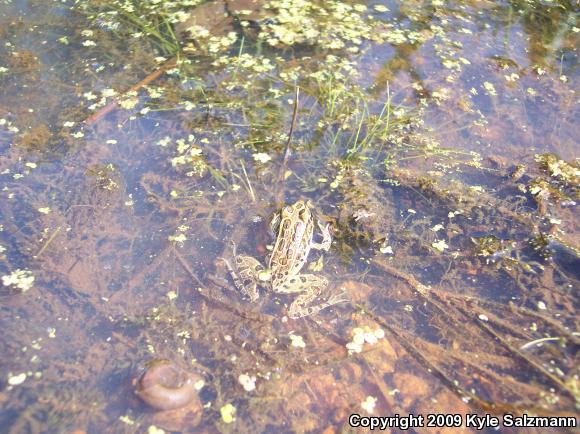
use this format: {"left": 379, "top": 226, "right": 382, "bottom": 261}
{"left": 228, "top": 200, "right": 345, "bottom": 318}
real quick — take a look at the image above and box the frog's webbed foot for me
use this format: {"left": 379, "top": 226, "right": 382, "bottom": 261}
{"left": 289, "top": 287, "right": 348, "bottom": 319}
{"left": 310, "top": 221, "right": 331, "bottom": 251}
{"left": 326, "top": 288, "right": 349, "bottom": 308}
{"left": 288, "top": 286, "right": 348, "bottom": 319}
{"left": 280, "top": 275, "right": 345, "bottom": 319}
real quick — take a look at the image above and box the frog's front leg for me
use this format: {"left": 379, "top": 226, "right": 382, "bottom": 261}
{"left": 310, "top": 221, "right": 331, "bottom": 251}
{"left": 229, "top": 255, "right": 264, "bottom": 302}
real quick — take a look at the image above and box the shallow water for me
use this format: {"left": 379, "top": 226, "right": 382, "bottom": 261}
{"left": 0, "top": 0, "right": 578, "bottom": 433}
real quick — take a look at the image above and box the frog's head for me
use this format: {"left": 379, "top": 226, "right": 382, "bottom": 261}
{"left": 280, "top": 200, "right": 311, "bottom": 219}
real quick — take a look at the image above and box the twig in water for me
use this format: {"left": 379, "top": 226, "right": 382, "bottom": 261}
{"left": 84, "top": 57, "right": 178, "bottom": 127}
{"left": 275, "top": 86, "right": 299, "bottom": 204}
{"left": 34, "top": 226, "right": 61, "bottom": 258}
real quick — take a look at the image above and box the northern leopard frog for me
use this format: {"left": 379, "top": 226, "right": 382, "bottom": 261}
{"left": 227, "top": 200, "right": 346, "bottom": 319}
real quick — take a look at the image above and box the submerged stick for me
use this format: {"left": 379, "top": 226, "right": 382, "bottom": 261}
{"left": 275, "top": 86, "right": 299, "bottom": 204}
{"left": 84, "top": 57, "right": 178, "bottom": 127}
{"left": 365, "top": 311, "right": 578, "bottom": 418}
{"left": 34, "top": 226, "right": 61, "bottom": 258}
{"left": 371, "top": 258, "right": 579, "bottom": 401}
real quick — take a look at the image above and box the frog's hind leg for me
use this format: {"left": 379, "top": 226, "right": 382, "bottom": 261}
{"left": 279, "top": 275, "right": 346, "bottom": 319}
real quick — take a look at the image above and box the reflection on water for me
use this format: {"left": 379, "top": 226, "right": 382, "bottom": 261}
{"left": 0, "top": 0, "right": 578, "bottom": 432}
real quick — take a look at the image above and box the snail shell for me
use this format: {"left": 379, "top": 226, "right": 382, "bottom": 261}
{"left": 135, "top": 359, "right": 201, "bottom": 411}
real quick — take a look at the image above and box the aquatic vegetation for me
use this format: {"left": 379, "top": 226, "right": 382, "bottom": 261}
{"left": 535, "top": 153, "right": 579, "bottom": 197}
{"left": 0, "top": 0, "right": 578, "bottom": 432}
{"left": 345, "top": 326, "right": 385, "bottom": 354}
{"left": 258, "top": 0, "right": 376, "bottom": 50}
{"left": 220, "top": 403, "right": 236, "bottom": 424}
{"left": 1, "top": 268, "right": 34, "bottom": 291}
{"left": 237, "top": 373, "right": 256, "bottom": 391}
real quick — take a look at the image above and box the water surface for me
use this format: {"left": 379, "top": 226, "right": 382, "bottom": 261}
{"left": 0, "top": 0, "right": 578, "bottom": 432}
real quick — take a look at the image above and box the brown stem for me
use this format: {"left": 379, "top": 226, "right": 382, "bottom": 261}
{"left": 84, "top": 57, "right": 178, "bottom": 127}
{"left": 275, "top": 85, "right": 299, "bottom": 204}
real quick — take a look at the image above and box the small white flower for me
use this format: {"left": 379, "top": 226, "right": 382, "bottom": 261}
{"left": 147, "top": 426, "right": 166, "bottom": 434}
{"left": 363, "top": 332, "right": 378, "bottom": 345}
{"left": 119, "top": 415, "right": 135, "bottom": 426}
{"left": 379, "top": 245, "right": 393, "bottom": 254}
{"left": 352, "top": 332, "right": 365, "bottom": 346}
{"left": 2, "top": 269, "right": 35, "bottom": 292}
{"left": 8, "top": 373, "right": 27, "bottom": 386}
{"left": 289, "top": 334, "right": 306, "bottom": 348}
{"left": 194, "top": 379, "right": 205, "bottom": 390}
{"left": 535, "top": 67, "right": 546, "bottom": 75}
{"left": 83, "top": 91, "right": 97, "bottom": 100}
{"left": 346, "top": 341, "right": 362, "bottom": 353}
{"left": 252, "top": 153, "right": 272, "bottom": 163}
{"left": 119, "top": 97, "right": 138, "bottom": 110}
{"left": 361, "top": 396, "right": 377, "bottom": 414}
{"left": 483, "top": 81, "right": 497, "bottom": 96}
{"left": 157, "top": 136, "right": 171, "bottom": 147}
{"left": 374, "top": 329, "right": 385, "bottom": 339}
{"left": 101, "top": 88, "right": 117, "bottom": 98}
{"left": 238, "top": 374, "right": 256, "bottom": 392}
{"left": 168, "top": 233, "right": 187, "bottom": 243}
{"left": 432, "top": 239, "right": 448, "bottom": 252}
{"left": 220, "top": 403, "right": 236, "bottom": 424}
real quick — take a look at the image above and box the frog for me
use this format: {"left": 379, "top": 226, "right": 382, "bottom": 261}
{"left": 226, "top": 200, "right": 346, "bottom": 319}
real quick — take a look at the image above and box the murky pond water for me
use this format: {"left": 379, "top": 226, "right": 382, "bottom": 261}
{"left": 1, "top": 0, "right": 578, "bottom": 433}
